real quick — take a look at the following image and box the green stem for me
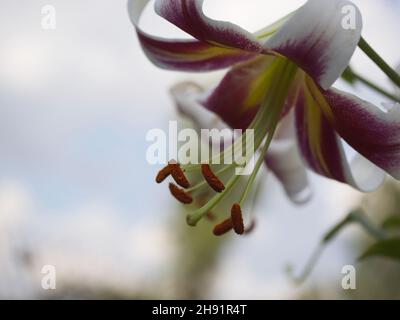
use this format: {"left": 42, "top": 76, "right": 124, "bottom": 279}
{"left": 288, "top": 209, "right": 389, "bottom": 284}
{"left": 351, "top": 71, "right": 400, "bottom": 103}
{"left": 349, "top": 211, "right": 388, "bottom": 241}
{"left": 358, "top": 37, "right": 400, "bottom": 88}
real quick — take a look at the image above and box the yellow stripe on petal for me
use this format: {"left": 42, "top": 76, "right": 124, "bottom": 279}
{"left": 243, "top": 58, "right": 278, "bottom": 110}
{"left": 306, "top": 77, "right": 335, "bottom": 123}
{"left": 146, "top": 45, "right": 240, "bottom": 61}
{"left": 303, "top": 84, "right": 332, "bottom": 177}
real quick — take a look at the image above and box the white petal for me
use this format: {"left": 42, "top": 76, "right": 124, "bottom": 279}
{"left": 266, "top": 111, "right": 311, "bottom": 204}
{"left": 265, "top": 0, "right": 362, "bottom": 89}
{"left": 350, "top": 154, "right": 385, "bottom": 192}
{"left": 127, "top": 0, "right": 254, "bottom": 71}
{"left": 170, "top": 82, "right": 228, "bottom": 132}
{"left": 266, "top": 139, "right": 312, "bottom": 204}
{"left": 127, "top": 0, "right": 149, "bottom": 26}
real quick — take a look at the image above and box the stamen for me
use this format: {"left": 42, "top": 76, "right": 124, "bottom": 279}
{"left": 170, "top": 163, "right": 190, "bottom": 189}
{"left": 201, "top": 164, "right": 225, "bottom": 193}
{"left": 213, "top": 218, "right": 233, "bottom": 236}
{"left": 155, "top": 165, "right": 172, "bottom": 184}
{"left": 169, "top": 183, "right": 193, "bottom": 204}
{"left": 231, "top": 203, "right": 245, "bottom": 235}
{"left": 187, "top": 164, "right": 235, "bottom": 194}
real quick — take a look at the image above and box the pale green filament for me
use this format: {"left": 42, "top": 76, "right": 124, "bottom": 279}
{"left": 181, "top": 59, "right": 285, "bottom": 172}
{"left": 240, "top": 62, "right": 298, "bottom": 205}
{"left": 239, "top": 135, "right": 274, "bottom": 206}
{"left": 186, "top": 59, "right": 298, "bottom": 226}
{"left": 186, "top": 173, "right": 242, "bottom": 226}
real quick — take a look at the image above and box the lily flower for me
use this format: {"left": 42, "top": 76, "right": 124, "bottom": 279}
{"left": 129, "top": 0, "right": 400, "bottom": 235}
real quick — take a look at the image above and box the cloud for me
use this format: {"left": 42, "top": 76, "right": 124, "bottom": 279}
{"left": 0, "top": 178, "right": 176, "bottom": 298}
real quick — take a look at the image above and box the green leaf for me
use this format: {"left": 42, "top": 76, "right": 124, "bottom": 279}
{"left": 382, "top": 216, "right": 400, "bottom": 230}
{"left": 359, "top": 238, "right": 400, "bottom": 261}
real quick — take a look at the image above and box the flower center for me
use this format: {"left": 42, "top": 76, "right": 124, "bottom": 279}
{"left": 156, "top": 57, "right": 298, "bottom": 236}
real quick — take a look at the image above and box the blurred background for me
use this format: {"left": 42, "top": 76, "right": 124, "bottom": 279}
{"left": 0, "top": 0, "right": 399, "bottom": 299}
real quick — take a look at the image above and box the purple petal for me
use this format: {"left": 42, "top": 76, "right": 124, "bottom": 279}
{"left": 200, "top": 56, "right": 302, "bottom": 129}
{"left": 200, "top": 56, "right": 285, "bottom": 129}
{"left": 323, "top": 88, "right": 400, "bottom": 180}
{"left": 295, "top": 80, "right": 385, "bottom": 191}
{"left": 154, "top": 0, "right": 263, "bottom": 53}
{"left": 128, "top": 0, "right": 255, "bottom": 71}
